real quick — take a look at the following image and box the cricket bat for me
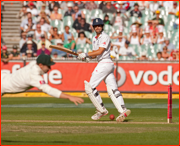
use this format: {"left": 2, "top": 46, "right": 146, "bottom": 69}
{"left": 49, "top": 45, "right": 78, "bottom": 56}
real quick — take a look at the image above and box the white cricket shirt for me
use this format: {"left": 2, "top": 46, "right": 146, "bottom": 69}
{"left": 1, "top": 61, "right": 62, "bottom": 98}
{"left": 92, "top": 31, "right": 111, "bottom": 62}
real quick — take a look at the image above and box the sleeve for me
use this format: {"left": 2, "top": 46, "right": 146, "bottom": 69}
{"left": 29, "top": 73, "right": 62, "bottom": 98}
{"left": 99, "top": 36, "right": 110, "bottom": 49}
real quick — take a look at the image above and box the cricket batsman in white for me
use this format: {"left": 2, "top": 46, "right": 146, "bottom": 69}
{"left": 1, "top": 54, "right": 84, "bottom": 105}
{"left": 77, "top": 18, "right": 131, "bottom": 122}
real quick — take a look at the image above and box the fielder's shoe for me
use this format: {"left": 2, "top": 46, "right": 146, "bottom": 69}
{"left": 116, "top": 109, "right": 131, "bottom": 122}
{"left": 91, "top": 109, "right": 108, "bottom": 120}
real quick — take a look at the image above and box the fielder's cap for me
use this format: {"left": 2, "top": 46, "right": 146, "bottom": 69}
{"left": 67, "top": 2, "right": 74, "bottom": 7}
{"left": 155, "top": 10, "right": 160, "bottom": 14}
{"left": 41, "top": 34, "right": 45, "bottom": 38}
{"left": 2, "top": 45, "right": 7, "bottom": 50}
{"left": 27, "top": 34, "right": 33, "bottom": 38}
{"left": 37, "top": 54, "right": 55, "bottom": 66}
{"left": 56, "top": 39, "right": 64, "bottom": 45}
{"left": 27, "top": 40, "right": 32, "bottom": 44}
{"left": 13, "top": 45, "right": 18, "bottom": 49}
{"left": 125, "top": 40, "right": 130, "bottom": 44}
{"left": 26, "top": 50, "right": 33, "bottom": 54}
{"left": 134, "top": 3, "right": 139, "bottom": 6}
{"left": 67, "top": 35, "right": 72, "bottom": 39}
{"left": 29, "top": 2, "right": 34, "bottom": 6}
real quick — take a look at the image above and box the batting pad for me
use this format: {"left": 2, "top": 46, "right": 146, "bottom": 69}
{"left": 106, "top": 85, "right": 125, "bottom": 113}
{"left": 84, "top": 81, "right": 105, "bottom": 113}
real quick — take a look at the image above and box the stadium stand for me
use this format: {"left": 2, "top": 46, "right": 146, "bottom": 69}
{"left": 1, "top": 1, "right": 179, "bottom": 61}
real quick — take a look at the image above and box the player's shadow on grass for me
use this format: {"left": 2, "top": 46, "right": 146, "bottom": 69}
{"left": 2, "top": 140, "right": 69, "bottom": 144}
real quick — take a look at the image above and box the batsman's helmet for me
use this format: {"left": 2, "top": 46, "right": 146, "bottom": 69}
{"left": 92, "top": 18, "right": 104, "bottom": 27}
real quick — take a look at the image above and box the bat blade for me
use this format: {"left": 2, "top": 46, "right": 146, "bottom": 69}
{"left": 49, "top": 45, "right": 78, "bottom": 56}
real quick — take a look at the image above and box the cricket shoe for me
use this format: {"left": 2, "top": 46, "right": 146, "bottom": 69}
{"left": 91, "top": 109, "right": 108, "bottom": 120}
{"left": 116, "top": 109, "right": 131, "bottom": 122}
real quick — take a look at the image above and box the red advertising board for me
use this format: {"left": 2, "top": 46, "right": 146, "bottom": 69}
{"left": 1, "top": 61, "right": 179, "bottom": 93}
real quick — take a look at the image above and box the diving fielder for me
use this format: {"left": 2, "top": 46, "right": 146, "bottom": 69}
{"left": 77, "top": 18, "right": 131, "bottom": 122}
{"left": 1, "top": 54, "right": 84, "bottom": 105}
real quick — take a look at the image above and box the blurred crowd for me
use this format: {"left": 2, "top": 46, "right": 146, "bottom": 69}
{"left": 1, "top": 1, "right": 179, "bottom": 62}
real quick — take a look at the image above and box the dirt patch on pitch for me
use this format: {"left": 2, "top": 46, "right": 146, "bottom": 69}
{"left": 1, "top": 124, "right": 178, "bottom": 134}
{"left": 1, "top": 120, "right": 179, "bottom": 125}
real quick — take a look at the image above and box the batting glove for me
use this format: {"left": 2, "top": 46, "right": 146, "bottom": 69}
{"left": 77, "top": 53, "right": 87, "bottom": 60}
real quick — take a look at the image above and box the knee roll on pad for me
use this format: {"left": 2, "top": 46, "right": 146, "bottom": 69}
{"left": 84, "top": 80, "right": 105, "bottom": 113}
{"left": 107, "top": 85, "right": 126, "bottom": 113}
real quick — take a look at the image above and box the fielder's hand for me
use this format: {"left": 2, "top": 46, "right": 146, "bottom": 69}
{"left": 69, "top": 96, "right": 84, "bottom": 105}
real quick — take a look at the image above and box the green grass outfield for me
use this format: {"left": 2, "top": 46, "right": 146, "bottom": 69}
{"left": 1, "top": 97, "right": 179, "bottom": 145}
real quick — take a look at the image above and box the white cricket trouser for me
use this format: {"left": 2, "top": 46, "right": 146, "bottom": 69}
{"left": 89, "top": 59, "right": 125, "bottom": 108}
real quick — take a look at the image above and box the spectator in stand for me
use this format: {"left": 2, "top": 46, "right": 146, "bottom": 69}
{"left": 168, "top": 1, "right": 179, "bottom": 16}
{"left": 116, "top": 1, "right": 126, "bottom": 13}
{"left": 64, "top": 36, "right": 76, "bottom": 54}
{"left": 160, "top": 1, "right": 173, "bottom": 9}
{"left": 62, "top": 26, "right": 74, "bottom": 41}
{"left": 26, "top": 2, "right": 38, "bottom": 16}
{"left": 38, "top": 34, "right": 52, "bottom": 52}
{"left": 85, "top": 1, "right": 98, "bottom": 11}
{"left": 72, "top": 5, "right": 85, "bottom": 21}
{"left": 61, "top": 1, "right": 68, "bottom": 11}
{"left": 22, "top": 40, "right": 37, "bottom": 57}
{"left": 20, "top": 12, "right": 36, "bottom": 32}
{"left": 102, "top": 1, "right": 116, "bottom": 14}
{"left": 16, "top": 6, "right": 27, "bottom": 22}
{"left": 50, "top": 6, "right": 62, "bottom": 20}
{"left": 155, "top": 52, "right": 164, "bottom": 61}
{"left": 103, "top": 14, "right": 113, "bottom": 25}
{"left": 26, "top": 50, "right": 33, "bottom": 58}
{"left": 48, "top": 1, "right": 60, "bottom": 12}
{"left": 24, "top": 17, "right": 36, "bottom": 34}
{"left": 1, "top": 1, "right": 4, "bottom": 11}
{"left": 36, "top": 10, "right": 50, "bottom": 24}
{"left": 9, "top": 45, "right": 20, "bottom": 60}
{"left": 149, "top": 1, "right": 159, "bottom": 14}
{"left": 39, "top": 17, "right": 51, "bottom": 33}
{"left": 38, "top": 3, "right": 50, "bottom": 17}
{"left": 89, "top": 17, "right": 95, "bottom": 32}
{"left": 130, "top": 3, "right": 142, "bottom": 18}
{"left": 21, "top": 34, "right": 37, "bottom": 54}
{"left": 49, "top": 27, "right": 62, "bottom": 41}
{"left": 110, "top": 26, "right": 125, "bottom": 39}
{"left": 72, "top": 14, "right": 82, "bottom": 30}
{"left": 129, "top": 27, "right": 140, "bottom": 45}
{"left": 149, "top": 20, "right": 159, "bottom": 41}
{"left": 155, "top": 26, "right": 165, "bottom": 44}
{"left": 64, "top": 2, "right": 75, "bottom": 17}
{"left": 99, "top": 1, "right": 106, "bottom": 10}
{"left": 1, "top": 46, "right": 11, "bottom": 63}
{"left": 76, "top": 31, "right": 92, "bottom": 45}
{"left": 51, "top": 39, "right": 66, "bottom": 57}
{"left": 75, "top": 18, "right": 92, "bottom": 33}
{"left": 34, "top": 24, "right": 47, "bottom": 42}
{"left": 52, "top": 52, "right": 59, "bottom": 59}
{"left": 152, "top": 10, "right": 164, "bottom": 26}
{"left": 119, "top": 40, "right": 137, "bottom": 57}
{"left": 75, "top": 1, "right": 85, "bottom": 10}
{"left": 174, "top": 11, "right": 179, "bottom": 29}
{"left": 161, "top": 38, "right": 176, "bottom": 52}
{"left": 112, "top": 9, "right": 129, "bottom": 27}
{"left": 141, "top": 28, "right": 153, "bottom": 45}
{"left": 37, "top": 42, "right": 51, "bottom": 56}
{"left": 111, "top": 36, "right": 126, "bottom": 48}
{"left": 19, "top": 32, "right": 27, "bottom": 49}
{"left": 162, "top": 46, "right": 170, "bottom": 60}
{"left": 169, "top": 50, "right": 179, "bottom": 61}
{"left": 137, "top": 1, "right": 149, "bottom": 11}
{"left": 138, "top": 52, "right": 148, "bottom": 60}
{"left": 131, "top": 21, "right": 143, "bottom": 38}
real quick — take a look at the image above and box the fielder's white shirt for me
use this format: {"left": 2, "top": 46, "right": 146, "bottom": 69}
{"left": 92, "top": 31, "right": 111, "bottom": 62}
{"left": 119, "top": 46, "right": 136, "bottom": 56}
{"left": 1, "top": 61, "right": 62, "bottom": 98}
